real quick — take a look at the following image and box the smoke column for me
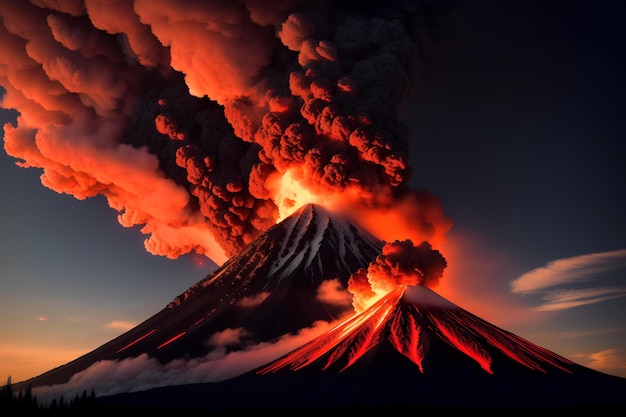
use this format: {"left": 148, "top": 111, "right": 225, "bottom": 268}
{"left": 0, "top": 0, "right": 452, "bottom": 265}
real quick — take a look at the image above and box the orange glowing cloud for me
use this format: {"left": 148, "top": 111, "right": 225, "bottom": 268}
{"left": 1, "top": 1, "right": 451, "bottom": 267}
{"left": 316, "top": 278, "right": 353, "bottom": 309}
{"left": 348, "top": 239, "right": 447, "bottom": 313}
{"left": 587, "top": 348, "right": 626, "bottom": 373}
{"left": 103, "top": 321, "right": 137, "bottom": 332}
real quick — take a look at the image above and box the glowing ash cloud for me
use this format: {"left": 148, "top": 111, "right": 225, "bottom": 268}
{"left": 316, "top": 278, "right": 353, "bottom": 308}
{"left": 0, "top": 0, "right": 451, "bottom": 264}
{"left": 348, "top": 239, "right": 447, "bottom": 313}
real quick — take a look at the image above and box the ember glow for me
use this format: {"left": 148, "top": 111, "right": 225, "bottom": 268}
{"left": 0, "top": 0, "right": 452, "bottom": 265}
{"left": 348, "top": 239, "right": 447, "bottom": 312}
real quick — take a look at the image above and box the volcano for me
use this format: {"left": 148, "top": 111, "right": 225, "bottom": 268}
{"left": 99, "top": 284, "right": 626, "bottom": 412}
{"left": 12, "top": 204, "right": 382, "bottom": 389}
{"left": 10, "top": 204, "right": 626, "bottom": 412}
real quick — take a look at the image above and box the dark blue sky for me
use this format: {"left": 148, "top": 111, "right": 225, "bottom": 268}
{"left": 407, "top": 0, "right": 626, "bottom": 376}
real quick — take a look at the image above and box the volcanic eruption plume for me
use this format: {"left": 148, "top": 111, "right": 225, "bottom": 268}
{"left": 348, "top": 239, "right": 447, "bottom": 312}
{"left": 0, "top": 0, "right": 452, "bottom": 265}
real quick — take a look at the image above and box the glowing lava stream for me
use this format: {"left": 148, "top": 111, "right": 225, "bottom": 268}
{"left": 115, "top": 329, "right": 157, "bottom": 354}
{"left": 260, "top": 286, "right": 408, "bottom": 373}
{"left": 259, "top": 285, "right": 576, "bottom": 375}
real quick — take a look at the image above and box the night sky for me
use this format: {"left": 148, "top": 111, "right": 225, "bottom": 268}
{"left": 1, "top": 0, "right": 625, "bottom": 385}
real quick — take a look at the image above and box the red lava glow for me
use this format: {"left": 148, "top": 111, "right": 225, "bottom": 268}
{"left": 388, "top": 310, "right": 426, "bottom": 373}
{"left": 259, "top": 285, "right": 575, "bottom": 376}
{"left": 157, "top": 332, "right": 186, "bottom": 350}
{"left": 115, "top": 329, "right": 156, "bottom": 353}
{"left": 437, "top": 310, "right": 574, "bottom": 374}
{"left": 428, "top": 314, "right": 493, "bottom": 374}
{"left": 259, "top": 287, "right": 405, "bottom": 373}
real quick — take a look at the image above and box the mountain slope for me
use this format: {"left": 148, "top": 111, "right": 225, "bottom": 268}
{"left": 259, "top": 284, "right": 575, "bottom": 376}
{"left": 13, "top": 203, "right": 626, "bottom": 412}
{"left": 14, "top": 204, "right": 383, "bottom": 390}
{"left": 99, "top": 284, "right": 626, "bottom": 412}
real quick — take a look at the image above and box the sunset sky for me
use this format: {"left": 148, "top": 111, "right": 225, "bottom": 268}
{"left": 1, "top": 0, "right": 626, "bottom": 385}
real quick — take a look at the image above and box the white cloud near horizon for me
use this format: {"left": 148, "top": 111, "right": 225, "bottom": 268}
{"left": 511, "top": 249, "right": 626, "bottom": 294}
{"left": 30, "top": 319, "right": 336, "bottom": 405}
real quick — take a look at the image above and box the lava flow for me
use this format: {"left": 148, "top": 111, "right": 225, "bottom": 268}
{"left": 259, "top": 284, "right": 576, "bottom": 376}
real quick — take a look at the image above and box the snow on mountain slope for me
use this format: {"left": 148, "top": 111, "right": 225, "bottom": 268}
{"left": 174, "top": 203, "right": 383, "bottom": 304}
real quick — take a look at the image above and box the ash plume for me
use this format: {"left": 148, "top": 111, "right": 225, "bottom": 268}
{"left": 0, "top": 0, "right": 451, "bottom": 264}
{"left": 348, "top": 239, "right": 447, "bottom": 312}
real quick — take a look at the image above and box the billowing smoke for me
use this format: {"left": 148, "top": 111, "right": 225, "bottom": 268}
{"left": 0, "top": 0, "right": 451, "bottom": 264}
{"left": 348, "top": 239, "right": 447, "bottom": 312}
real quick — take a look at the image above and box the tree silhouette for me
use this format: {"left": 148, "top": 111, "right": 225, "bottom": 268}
{"left": 1, "top": 375, "right": 100, "bottom": 414}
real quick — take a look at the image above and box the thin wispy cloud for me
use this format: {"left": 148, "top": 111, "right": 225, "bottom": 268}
{"left": 103, "top": 321, "right": 137, "bottom": 332}
{"left": 536, "top": 287, "right": 626, "bottom": 312}
{"left": 556, "top": 326, "right": 626, "bottom": 339}
{"left": 587, "top": 349, "right": 626, "bottom": 372}
{"left": 511, "top": 249, "right": 626, "bottom": 294}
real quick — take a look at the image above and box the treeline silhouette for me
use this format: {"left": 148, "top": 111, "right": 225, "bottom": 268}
{"left": 1, "top": 376, "right": 98, "bottom": 415}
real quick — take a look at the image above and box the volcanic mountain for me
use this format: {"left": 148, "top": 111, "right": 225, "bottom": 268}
{"left": 13, "top": 203, "right": 382, "bottom": 391}
{"left": 11, "top": 204, "right": 626, "bottom": 411}
{"left": 99, "top": 284, "right": 626, "bottom": 412}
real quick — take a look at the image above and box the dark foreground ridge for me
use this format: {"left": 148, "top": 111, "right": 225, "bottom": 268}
{"left": 97, "top": 368, "right": 626, "bottom": 413}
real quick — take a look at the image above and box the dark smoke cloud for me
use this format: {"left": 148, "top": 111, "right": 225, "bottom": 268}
{"left": 0, "top": 0, "right": 451, "bottom": 264}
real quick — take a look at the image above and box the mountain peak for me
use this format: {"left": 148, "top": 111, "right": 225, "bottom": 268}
{"left": 176, "top": 203, "right": 383, "bottom": 300}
